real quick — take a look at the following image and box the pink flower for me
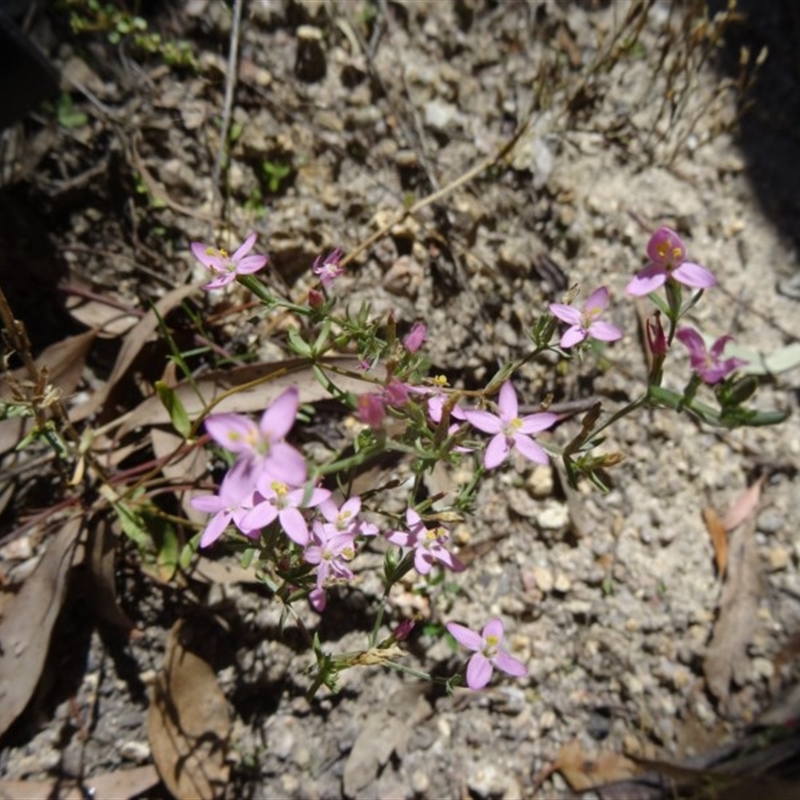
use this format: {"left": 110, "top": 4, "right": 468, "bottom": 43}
{"left": 446, "top": 618, "right": 527, "bottom": 690}
{"left": 357, "top": 393, "right": 386, "bottom": 428}
{"left": 463, "top": 381, "right": 557, "bottom": 470}
{"left": 549, "top": 286, "right": 622, "bottom": 349}
{"left": 191, "top": 232, "right": 268, "bottom": 290}
{"left": 190, "top": 463, "right": 255, "bottom": 548}
{"left": 240, "top": 480, "right": 330, "bottom": 546}
{"left": 316, "top": 496, "right": 378, "bottom": 539}
{"left": 386, "top": 508, "right": 465, "bottom": 575}
{"left": 204, "top": 387, "right": 307, "bottom": 486}
{"left": 626, "top": 227, "right": 716, "bottom": 296}
{"left": 312, "top": 247, "right": 344, "bottom": 289}
{"left": 304, "top": 526, "right": 357, "bottom": 611}
{"left": 675, "top": 327, "right": 747, "bottom": 384}
{"left": 403, "top": 322, "right": 427, "bottom": 354}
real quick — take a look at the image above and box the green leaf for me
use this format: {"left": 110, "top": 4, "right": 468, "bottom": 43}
{"left": 113, "top": 501, "right": 150, "bottom": 549}
{"left": 155, "top": 380, "right": 192, "bottom": 438}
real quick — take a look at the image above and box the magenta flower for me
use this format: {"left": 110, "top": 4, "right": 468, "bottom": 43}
{"left": 675, "top": 327, "right": 747, "bottom": 384}
{"left": 312, "top": 247, "right": 344, "bottom": 289}
{"left": 549, "top": 286, "right": 622, "bottom": 349}
{"left": 385, "top": 508, "right": 465, "bottom": 575}
{"left": 204, "top": 387, "right": 307, "bottom": 486}
{"left": 446, "top": 618, "right": 527, "bottom": 690}
{"left": 463, "top": 381, "right": 557, "bottom": 470}
{"left": 240, "top": 480, "right": 330, "bottom": 546}
{"left": 403, "top": 322, "right": 427, "bottom": 354}
{"left": 626, "top": 227, "right": 716, "bottom": 296}
{"left": 190, "top": 232, "right": 268, "bottom": 290}
{"left": 304, "top": 526, "right": 357, "bottom": 611}
{"left": 357, "top": 392, "right": 386, "bottom": 428}
{"left": 316, "top": 495, "right": 378, "bottom": 539}
{"left": 190, "top": 463, "right": 256, "bottom": 548}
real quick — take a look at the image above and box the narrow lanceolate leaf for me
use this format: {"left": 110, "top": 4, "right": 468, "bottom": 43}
{"left": 155, "top": 380, "right": 192, "bottom": 438}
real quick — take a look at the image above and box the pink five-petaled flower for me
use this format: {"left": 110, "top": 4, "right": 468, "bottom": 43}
{"left": 626, "top": 227, "right": 716, "bottom": 296}
{"left": 304, "top": 526, "right": 357, "bottom": 612}
{"left": 675, "top": 327, "right": 747, "bottom": 384}
{"left": 204, "top": 387, "right": 307, "bottom": 487}
{"left": 312, "top": 247, "right": 344, "bottom": 289}
{"left": 190, "top": 232, "right": 268, "bottom": 290}
{"left": 240, "top": 480, "right": 330, "bottom": 546}
{"left": 316, "top": 496, "right": 379, "bottom": 539}
{"left": 463, "top": 381, "right": 557, "bottom": 470}
{"left": 549, "top": 286, "right": 623, "bottom": 349}
{"left": 385, "top": 509, "right": 465, "bottom": 575}
{"left": 190, "top": 463, "right": 256, "bottom": 548}
{"left": 446, "top": 618, "right": 527, "bottom": 690}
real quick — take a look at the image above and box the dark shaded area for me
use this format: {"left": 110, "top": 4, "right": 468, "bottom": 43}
{"left": 0, "top": 8, "right": 59, "bottom": 132}
{"left": 714, "top": 0, "right": 800, "bottom": 276}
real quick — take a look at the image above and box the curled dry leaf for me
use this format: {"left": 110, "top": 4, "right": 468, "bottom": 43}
{"left": 147, "top": 619, "right": 230, "bottom": 800}
{"left": 0, "top": 516, "right": 82, "bottom": 737}
{"left": 703, "top": 508, "right": 762, "bottom": 706}
{"left": 71, "top": 282, "right": 202, "bottom": 423}
{"left": 702, "top": 506, "right": 728, "bottom": 578}
{"left": 553, "top": 739, "right": 639, "bottom": 791}
{"left": 117, "top": 355, "right": 365, "bottom": 438}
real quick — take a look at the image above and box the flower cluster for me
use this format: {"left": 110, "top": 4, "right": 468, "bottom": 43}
{"left": 185, "top": 225, "right": 775, "bottom": 695}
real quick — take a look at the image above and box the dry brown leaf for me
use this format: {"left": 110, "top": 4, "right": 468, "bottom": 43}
{"left": 86, "top": 513, "right": 134, "bottom": 629}
{"left": 117, "top": 356, "right": 366, "bottom": 437}
{"left": 702, "top": 506, "right": 728, "bottom": 577}
{"left": 147, "top": 620, "right": 230, "bottom": 800}
{"left": 150, "top": 428, "right": 208, "bottom": 524}
{"left": 703, "top": 512, "right": 762, "bottom": 705}
{"left": 71, "top": 282, "right": 202, "bottom": 422}
{"left": 0, "top": 517, "right": 82, "bottom": 737}
{"left": 65, "top": 292, "right": 140, "bottom": 337}
{"left": 0, "top": 765, "right": 159, "bottom": 799}
{"left": 722, "top": 476, "right": 765, "bottom": 531}
{"left": 553, "top": 739, "right": 639, "bottom": 791}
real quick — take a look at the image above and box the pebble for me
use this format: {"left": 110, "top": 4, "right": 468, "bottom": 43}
{"left": 120, "top": 740, "right": 151, "bottom": 763}
{"left": 767, "top": 546, "right": 790, "bottom": 572}
{"left": 411, "top": 770, "right": 430, "bottom": 794}
{"left": 467, "top": 762, "right": 509, "bottom": 799}
{"left": 537, "top": 504, "right": 569, "bottom": 530}
{"left": 553, "top": 573, "right": 571, "bottom": 594}
{"left": 531, "top": 564, "right": 554, "bottom": 593}
{"left": 757, "top": 510, "right": 783, "bottom": 535}
{"left": 527, "top": 465, "right": 554, "bottom": 498}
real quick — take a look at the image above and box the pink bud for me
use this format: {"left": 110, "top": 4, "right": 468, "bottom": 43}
{"left": 357, "top": 393, "right": 386, "bottom": 428}
{"left": 646, "top": 313, "right": 668, "bottom": 357}
{"left": 403, "top": 321, "right": 427, "bottom": 354}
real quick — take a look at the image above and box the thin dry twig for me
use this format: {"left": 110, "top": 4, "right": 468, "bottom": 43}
{"left": 210, "top": 0, "right": 244, "bottom": 227}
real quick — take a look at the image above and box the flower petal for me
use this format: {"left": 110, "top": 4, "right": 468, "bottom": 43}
{"left": 280, "top": 507, "right": 310, "bottom": 546}
{"left": 484, "top": 433, "right": 510, "bottom": 469}
{"left": 200, "top": 511, "right": 232, "bottom": 548}
{"left": 625, "top": 264, "right": 667, "bottom": 296}
{"left": 549, "top": 303, "right": 582, "bottom": 325}
{"left": 482, "top": 618, "right": 505, "bottom": 640}
{"left": 513, "top": 433, "right": 549, "bottom": 465}
{"left": 265, "top": 442, "right": 308, "bottom": 486}
{"left": 560, "top": 325, "right": 586, "bottom": 349}
{"left": 493, "top": 650, "right": 528, "bottom": 678}
{"left": 583, "top": 286, "right": 609, "bottom": 312}
{"left": 675, "top": 327, "right": 706, "bottom": 360}
{"left": 587, "top": 320, "right": 623, "bottom": 342}
{"left": 647, "top": 227, "right": 685, "bottom": 264}
{"left": 518, "top": 412, "right": 558, "bottom": 435}
{"left": 259, "top": 387, "right": 300, "bottom": 440}
{"left": 232, "top": 232, "right": 257, "bottom": 262}
{"left": 497, "top": 381, "right": 518, "bottom": 421}
{"left": 465, "top": 653, "right": 493, "bottom": 690}
{"left": 463, "top": 409, "right": 503, "bottom": 435}
{"left": 235, "top": 254, "right": 268, "bottom": 274}
{"left": 672, "top": 261, "right": 716, "bottom": 289}
{"left": 205, "top": 414, "right": 258, "bottom": 454}
{"left": 446, "top": 622, "right": 483, "bottom": 651}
